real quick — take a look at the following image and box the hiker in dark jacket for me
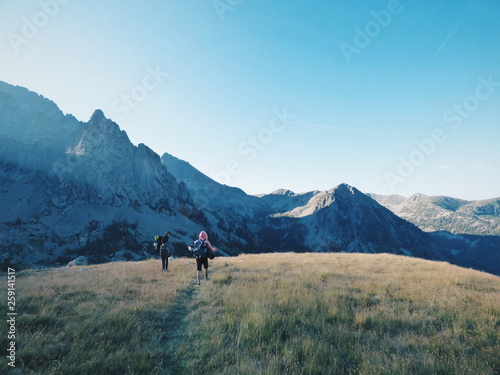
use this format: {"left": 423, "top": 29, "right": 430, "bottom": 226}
{"left": 159, "top": 232, "right": 171, "bottom": 271}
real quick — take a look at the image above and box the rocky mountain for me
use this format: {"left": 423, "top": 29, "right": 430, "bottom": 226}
{"left": 0, "top": 81, "right": 498, "bottom": 275}
{"left": 0, "top": 81, "right": 205, "bottom": 268}
{"left": 257, "top": 185, "right": 441, "bottom": 259}
{"left": 369, "top": 193, "right": 500, "bottom": 236}
{"left": 161, "top": 153, "right": 305, "bottom": 255}
{"left": 161, "top": 155, "right": 441, "bottom": 261}
{"left": 369, "top": 193, "right": 500, "bottom": 274}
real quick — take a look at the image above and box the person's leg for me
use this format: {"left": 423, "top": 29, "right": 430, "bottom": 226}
{"left": 161, "top": 256, "right": 165, "bottom": 270}
{"left": 165, "top": 256, "right": 169, "bottom": 271}
{"left": 196, "top": 258, "right": 202, "bottom": 285}
{"left": 203, "top": 257, "right": 209, "bottom": 280}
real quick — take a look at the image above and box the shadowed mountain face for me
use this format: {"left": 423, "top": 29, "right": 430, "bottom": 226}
{"left": 0, "top": 81, "right": 498, "bottom": 275}
{"left": 255, "top": 184, "right": 441, "bottom": 259}
{"left": 0, "top": 82, "right": 204, "bottom": 267}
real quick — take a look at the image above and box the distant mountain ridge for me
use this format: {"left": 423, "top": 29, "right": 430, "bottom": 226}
{"left": 0, "top": 81, "right": 498, "bottom": 275}
{"left": 161, "top": 154, "right": 441, "bottom": 261}
{"left": 255, "top": 185, "right": 439, "bottom": 259}
{"left": 370, "top": 193, "right": 500, "bottom": 236}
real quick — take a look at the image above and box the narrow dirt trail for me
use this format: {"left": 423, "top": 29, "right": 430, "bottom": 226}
{"left": 160, "top": 283, "right": 202, "bottom": 374}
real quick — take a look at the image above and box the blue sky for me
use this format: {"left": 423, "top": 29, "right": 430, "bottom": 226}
{"left": 1, "top": 0, "right": 499, "bottom": 199}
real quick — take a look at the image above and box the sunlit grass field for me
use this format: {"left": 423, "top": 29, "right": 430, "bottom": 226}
{"left": 1, "top": 253, "right": 499, "bottom": 374}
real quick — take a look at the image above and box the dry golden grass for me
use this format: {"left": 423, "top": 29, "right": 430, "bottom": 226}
{"left": 177, "top": 253, "right": 500, "bottom": 375}
{"left": 1, "top": 258, "right": 198, "bottom": 374}
{"left": 1, "top": 253, "right": 499, "bottom": 374}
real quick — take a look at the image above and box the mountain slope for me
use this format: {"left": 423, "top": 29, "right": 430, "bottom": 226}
{"left": 370, "top": 193, "right": 500, "bottom": 236}
{"left": 163, "top": 151, "right": 498, "bottom": 274}
{"left": 163, "top": 153, "right": 439, "bottom": 259}
{"left": 369, "top": 192, "right": 500, "bottom": 275}
{"left": 161, "top": 154, "right": 444, "bottom": 262}
{"left": 161, "top": 152, "right": 306, "bottom": 254}
{"left": 261, "top": 184, "right": 441, "bottom": 260}
{"left": 162, "top": 152, "right": 266, "bottom": 217}
{"left": 0, "top": 82, "right": 205, "bottom": 267}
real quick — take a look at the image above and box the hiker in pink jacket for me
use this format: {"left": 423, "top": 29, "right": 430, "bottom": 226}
{"left": 189, "top": 231, "right": 217, "bottom": 285}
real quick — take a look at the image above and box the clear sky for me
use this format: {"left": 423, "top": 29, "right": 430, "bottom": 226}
{"left": 1, "top": 0, "right": 499, "bottom": 200}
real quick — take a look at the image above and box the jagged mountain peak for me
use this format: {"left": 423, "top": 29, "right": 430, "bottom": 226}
{"left": 137, "top": 143, "right": 161, "bottom": 160}
{"left": 329, "top": 183, "right": 364, "bottom": 197}
{"left": 264, "top": 183, "right": 362, "bottom": 205}
{"left": 0, "top": 81, "right": 208, "bottom": 268}
{"left": 89, "top": 109, "right": 106, "bottom": 122}
{"left": 261, "top": 183, "right": 372, "bottom": 218}
{"left": 86, "top": 109, "right": 129, "bottom": 140}
{"left": 270, "top": 188, "right": 296, "bottom": 196}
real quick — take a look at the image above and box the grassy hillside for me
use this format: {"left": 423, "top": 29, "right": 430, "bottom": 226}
{"left": 1, "top": 253, "right": 499, "bottom": 375}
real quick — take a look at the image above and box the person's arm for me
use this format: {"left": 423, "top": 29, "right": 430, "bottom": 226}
{"left": 205, "top": 240, "right": 217, "bottom": 252}
{"left": 187, "top": 240, "right": 196, "bottom": 251}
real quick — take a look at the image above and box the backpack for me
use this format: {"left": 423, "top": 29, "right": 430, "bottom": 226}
{"left": 154, "top": 235, "right": 162, "bottom": 251}
{"left": 160, "top": 242, "right": 174, "bottom": 256}
{"left": 191, "top": 239, "right": 208, "bottom": 258}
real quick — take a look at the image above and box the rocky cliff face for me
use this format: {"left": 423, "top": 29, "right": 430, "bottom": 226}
{"left": 0, "top": 82, "right": 204, "bottom": 268}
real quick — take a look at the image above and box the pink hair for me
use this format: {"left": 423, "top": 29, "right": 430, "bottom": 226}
{"left": 199, "top": 231, "right": 216, "bottom": 251}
